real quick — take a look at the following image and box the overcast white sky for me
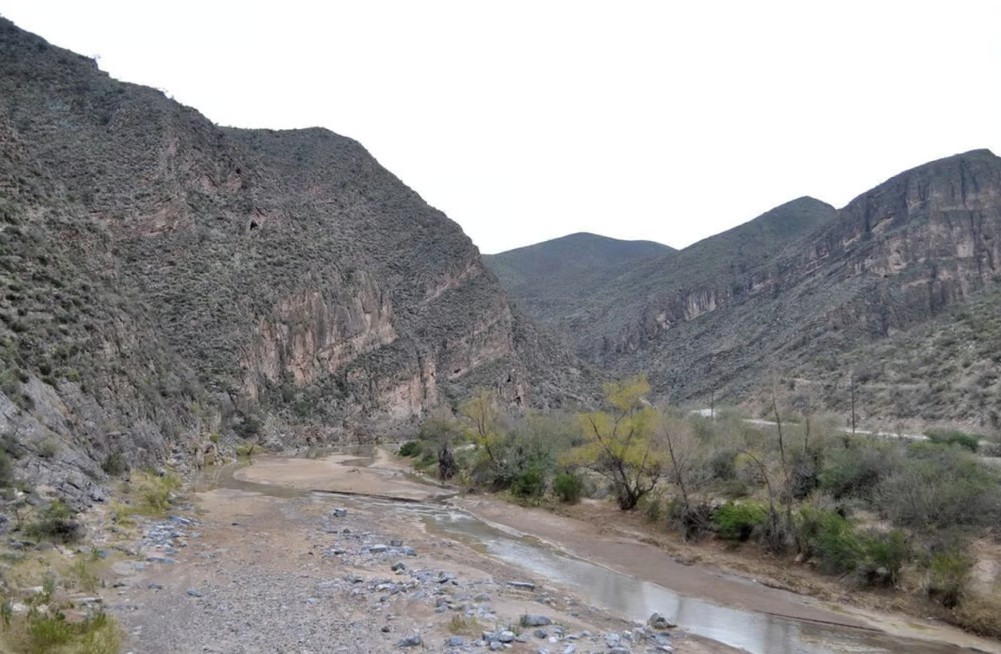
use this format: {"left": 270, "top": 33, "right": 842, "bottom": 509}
{"left": 1, "top": 1, "right": 999, "bottom": 253}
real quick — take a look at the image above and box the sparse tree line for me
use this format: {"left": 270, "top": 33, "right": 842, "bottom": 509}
{"left": 400, "top": 376, "right": 1001, "bottom": 638}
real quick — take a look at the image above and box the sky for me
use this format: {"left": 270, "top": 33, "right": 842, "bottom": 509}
{"left": 0, "top": 1, "right": 999, "bottom": 254}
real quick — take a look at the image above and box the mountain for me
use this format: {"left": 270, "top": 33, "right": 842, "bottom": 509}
{"left": 491, "top": 197, "right": 837, "bottom": 362}
{"left": 0, "top": 18, "right": 594, "bottom": 503}
{"left": 491, "top": 151, "right": 1001, "bottom": 426}
{"left": 483, "top": 233, "right": 674, "bottom": 332}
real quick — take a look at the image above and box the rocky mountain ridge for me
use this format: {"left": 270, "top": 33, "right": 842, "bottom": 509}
{"left": 0, "top": 18, "right": 593, "bottom": 503}
{"left": 494, "top": 150, "right": 1001, "bottom": 426}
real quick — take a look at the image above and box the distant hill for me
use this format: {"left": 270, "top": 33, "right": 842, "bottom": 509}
{"left": 483, "top": 233, "right": 674, "bottom": 332}
{"left": 490, "top": 151, "right": 1001, "bottom": 428}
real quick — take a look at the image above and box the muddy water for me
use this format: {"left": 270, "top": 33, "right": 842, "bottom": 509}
{"left": 200, "top": 458, "right": 990, "bottom": 654}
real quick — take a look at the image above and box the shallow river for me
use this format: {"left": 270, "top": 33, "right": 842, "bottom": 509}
{"left": 201, "top": 457, "right": 991, "bottom": 654}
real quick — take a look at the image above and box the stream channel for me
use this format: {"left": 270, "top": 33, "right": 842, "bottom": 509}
{"left": 201, "top": 455, "right": 992, "bottom": 654}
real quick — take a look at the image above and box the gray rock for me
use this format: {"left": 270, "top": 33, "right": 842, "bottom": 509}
{"left": 369, "top": 544, "right": 389, "bottom": 553}
{"left": 147, "top": 583, "right": 164, "bottom": 590}
{"left": 445, "top": 636, "right": 465, "bottom": 647}
{"left": 521, "top": 614, "right": 552, "bottom": 627}
{"left": 534, "top": 629, "right": 548, "bottom": 639}
{"left": 507, "top": 581, "right": 536, "bottom": 590}
{"left": 498, "top": 630, "right": 515, "bottom": 643}
{"left": 397, "top": 635, "right": 422, "bottom": 647}
{"left": 647, "top": 612, "right": 676, "bottom": 630}
{"left": 402, "top": 546, "right": 417, "bottom": 556}
{"left": 332, "top": 508, "right": 348, "bottom": 518}
{"left": 391, "top": 562, "right": 406, "bottom": 572}
{"left": 561, "top": 645, "right": 575, "bottom": 654}
{"left": 186, "top": 589, "right": 203, "bottom": 598}
{"left": 389, "top": 538, "right": 403, "bottom": 547}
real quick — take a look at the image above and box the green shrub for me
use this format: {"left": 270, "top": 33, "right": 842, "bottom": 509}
{"left": 819, "top": 445, "right": 893, "bottom": 500}
{"left": 398, "top": 441, "right": 421, "bottom": 457}
{"left": 860, "top": 529, "right": 909, "bottom": 585}
{"left": 712, "top": 501, "right": 768, "bottom": 542}
{"left": 925, "top": 547, "right": 971, "bottom": 608}
{"left": 553, "top": 472, "right": 583, "bottom": 503}
{"left": 100, "top": 450, "right": 128, "bottom": 476}
{"left": 876, "top": 448, "right": 1001, "bottom": 530}
{"left": 797, "top": 507, "right": 861, "bottom": 575}
{"left": 510, "top": 465, "right": 545, "bottom": 498}
{"left": 924, "top": 429, "right": 980, "bottom": 452}
{"left": 26, "top": 498, "right": 81, "bottom": 543}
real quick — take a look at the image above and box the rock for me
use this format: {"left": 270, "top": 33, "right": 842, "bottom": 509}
{"left": 489, "top": 642, "right": 502, "bottom": 651}
{"left": 561, "top": 644, "right": 575, "bottom": 654}
{"left": 609, "top": 648, "right": 631, "bottom": 654}
{"left": 507, "top": 581, "right": 536, "bottom": 590}
{"left": 147, "top": 583, "right": 164, "bottom": 591}
{"left": 647, "top": 612, "right": 676, "bottom": 630}
{"left": 332, "top": 508, "right": 348, "bottom": 518}
{"left": 397, "top": 635, "right": 422, "bottom": 648}
{"left": 497, "top": 630, "right": 515, "bottom": 643}
{"left": 389, "top": 538, "right": 403, "bottom": 547}
{"left": 186, "top": 589, "right": 203, "bottom": 598}
{"left": 369, "top": 544, "right": 389, "bottom": 553}
{"left": 391, "top": 562, "right": 406, "bottom": 572}
{"left": 381, "top": 625, "right": 391, "bottom": 633}
{"left": 445, "top": 636, "right": 465, "bottom": 647}
{"left": 521, "top": 614, "right": 552, "bottom": 627}
{"left": 534, "top": 629, "right": 548, "bottom": 639}
{"left": 402, "top": 546, "right": 417, "bottom": 556}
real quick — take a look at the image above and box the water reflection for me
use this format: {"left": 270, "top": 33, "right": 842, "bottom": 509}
{"left": 201, "top": 463, "right": 979, "bottom": 654}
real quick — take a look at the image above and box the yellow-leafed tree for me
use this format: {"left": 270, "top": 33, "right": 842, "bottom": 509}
{"left": 563, "top": 375, "right": 665, "bottom": 510}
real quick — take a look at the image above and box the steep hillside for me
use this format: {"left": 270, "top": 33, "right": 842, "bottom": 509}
{"left": 0, "top": 19, "right": 594, "bottom": 503}
{"left": 483, "top": 233, "right": 673, "bottom": 331}
{"left": 622, "top": 150, "right": 1001, "bottom": 419}
{"left": 490, "top": 151, "right": 1001, "bottom": 424}
{"left": 491, "top": 197, "right": 836, "bottom": 361}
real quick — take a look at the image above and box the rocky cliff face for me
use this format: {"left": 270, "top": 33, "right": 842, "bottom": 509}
{"left": 491, "top": 151, "right": 1001, "bottom": 424}
{"left": 0, "top": 19, "right": 593, "bottom": 503}
{"left": 612, "top": 150, "right": 1001, "bottom": 422}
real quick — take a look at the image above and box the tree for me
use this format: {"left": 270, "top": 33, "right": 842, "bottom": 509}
{"left": 564, "top": 376, "right": 664, "bottom": 510}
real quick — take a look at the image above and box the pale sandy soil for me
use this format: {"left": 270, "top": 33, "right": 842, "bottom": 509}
{"left": 91, "top": 453, "right": 736, "bottom": 654}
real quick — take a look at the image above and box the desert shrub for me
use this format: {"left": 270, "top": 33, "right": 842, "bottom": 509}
{"left": 924, "top": 429, "right": 980, "bottom": 452}
{"left": 876, "top": 448, "right": 1001, "bottom": 531}
{"left": 786, "top": 449, "right": 820, "bottom": 500}
{"left": 819, "top": 444, "right": 894, "bottom": 500}
{"left": 797, "top": 506, "right": 860, "bottom": 575}
{"left": 131, "top": 471, "right": 182, "bottom": 516}
{"left": 100, "top": 450, "right": 127, "bottom": 476}
{"left": 859, "top": 529, "right": 909, "bottom": 585}
{"left": 398, "top": 440, "right": 421, "bottom": 457}
{"left": 0, "top": 450, "right": 12, "bottom": 487}
{"left": 954, "top": 593, "right": 1001, "bottom": 638}
{"left": 553, "top": 472, "right": 583, "bottom": 503}
{"left": 924, "top": 547, "right": 971, "bottom": 608}
{"left": 712, "top": 501, "right": 768, "bottom": 542}
{"left": 510, "top": 465, "right": 545, "bottom": 498}
{"left": 666, "top": 499, "right": 714, "bottom": 540}
{"left": 26, "top": 498, "right": 81, "bottom": 543}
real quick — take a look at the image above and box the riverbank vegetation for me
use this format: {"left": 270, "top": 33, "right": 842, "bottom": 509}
{"left": 401, "top": 376, "right": 1001, "bottom": 638}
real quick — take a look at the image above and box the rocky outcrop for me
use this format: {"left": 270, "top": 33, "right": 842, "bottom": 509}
{"left": 0, "top": 18, "right": 594, "bottom": 502}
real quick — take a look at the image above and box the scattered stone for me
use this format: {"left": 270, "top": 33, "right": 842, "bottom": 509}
{"left": 534, "top": 629, "right": 548, "bottom": 639}
{"left": 508, "top": 581, "right": 536, "bottom": 590}
{"left": 186, "top": 589, "right": 203, "bottom": 598}
{"left": 560, "top": 644, "right": 575, "bottom": 654}
{"left": 397, "top": 635, "right": 422, "bottom": 648}
{"left": 332, "top": 508, "right": 348, "bottom": 518}
{"left": 497, "top": 630, "right": 515, "bottom": 643}
{"left": 147, "top": 583, "right": 164, "bottom": 591}
{"left": 402, "top": 546, "right": 417, "bottom": 556}
{"left": 370, "top": 544, "right": 389, "bottom": 553}
{"left": 647, "top": 613, "right": 676, "bottom": 630}
{"left": 389, "top": 538, "right": 403, "bottom": 547}
{"left": 445, "top": 636, "right": 465, "bottom": 647}
{"left": 391, "top": 562, "right": 406, "bottom": 572}
{"left": 381, "top": 625, "right": 392, "bottom": 633}
{"left": 521, "top": 614, "right": 552, "bottom": 627}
